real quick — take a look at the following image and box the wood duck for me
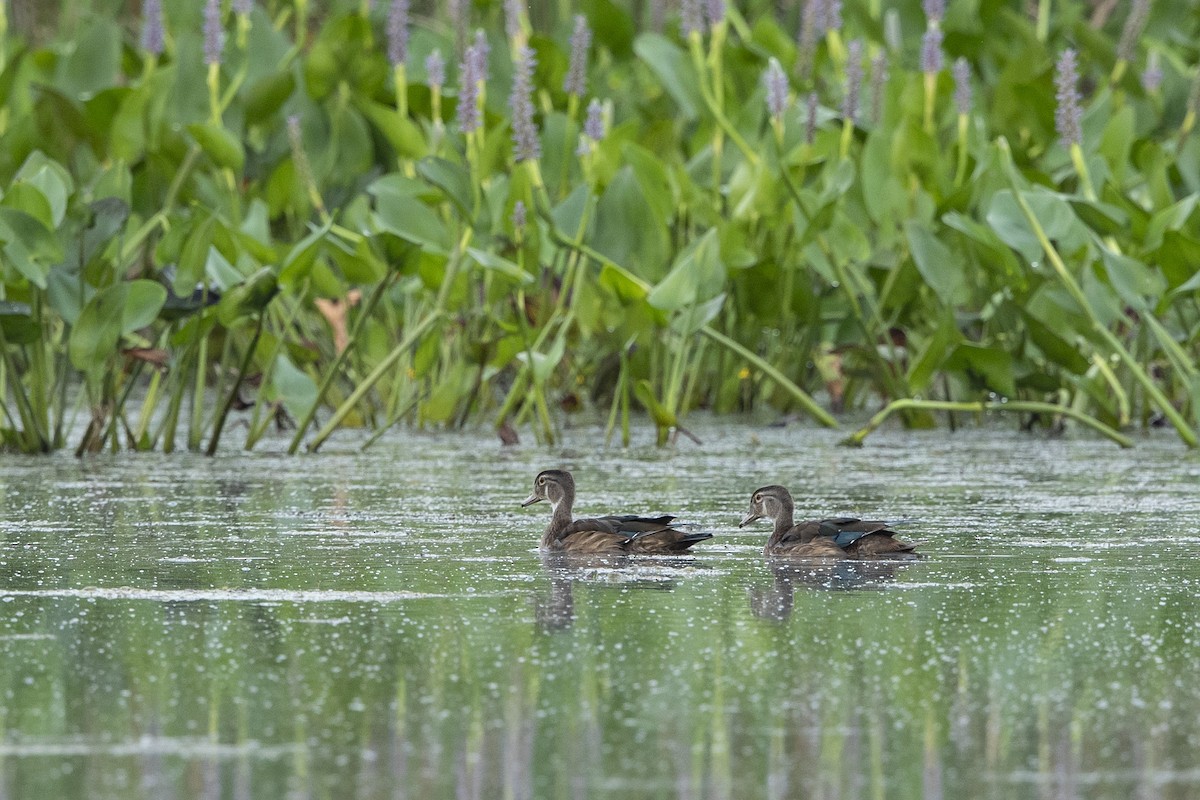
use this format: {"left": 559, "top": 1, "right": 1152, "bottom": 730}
{"left": 739, "top": 485, "right": 920, "bottom": 558}
{"left": 522, "top": 469, "right": 712, "bottom": 554}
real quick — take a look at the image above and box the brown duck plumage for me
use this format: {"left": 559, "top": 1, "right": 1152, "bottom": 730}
{"left": 739, "top": 485, "right": 920, "bottom": 558}
{"left": 522, "top": 470, "right": 712, "bottom": 555}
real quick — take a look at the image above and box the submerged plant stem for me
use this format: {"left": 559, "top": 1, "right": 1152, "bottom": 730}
{"left": 842, "top": 399, "right": 1133, "bottom": 447}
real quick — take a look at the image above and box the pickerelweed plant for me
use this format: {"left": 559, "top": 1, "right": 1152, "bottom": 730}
{"left": 0, "top": 0, "right": 1197, "bottom": 454}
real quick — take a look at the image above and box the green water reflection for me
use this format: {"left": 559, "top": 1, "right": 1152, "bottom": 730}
{"left": 1, "top": 423, "right": 1198, "bottom": 798}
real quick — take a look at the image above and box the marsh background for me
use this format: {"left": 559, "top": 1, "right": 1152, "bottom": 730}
{"left": 2, "top": 0, "right": 1200, "bottom": 797}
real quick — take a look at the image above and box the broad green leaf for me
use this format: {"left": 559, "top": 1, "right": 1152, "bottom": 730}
{"left": 217, "top": 268, "right": 279, "bottom": 325}
{"left": 1022, "top": 311, "right": 1089, "bottom": 374}
{"left": 279, "top": 221, "right": 334, "bottom": 288}
{"left": 417, "top": 158, "right": 474, "bottom": 218}
{"left": 466, "top": 248, "right": 533, "bottom": 284}
{"left": 1099, "top": 250, "right": 1164, "bottom": 310}
{"left": 187, "top": 122, "right": 245, "bottom": 172}
{"left": 372, "top": 193, "right": 450, "bottom": 253}
{"left": 14, "top": 153, "right": 73, "bottom": 226}
{"left": 648, "top": 230, "right": 724, "bottom": 311}
{"left": 68, "top": 280, "right": 166, "bottom": 375}
{"left": 0, "top": 208, "right": 63, "bottom": 288}
{"left": 633, "top": 34, "right": 700, "bottom": 121}
{"left": 633, "top": 379, "right": 676, "bottom": 428}
{"left": 906, "top": 221, "right": 968, "bottom": 306}
{"left": 270, "top": 353, "right": 318, "bottom": 424}
{"left": 946, "top": 343, "right": 1015, "bottom": 398}
{"left": 244, "top": 71, "right": 296, "bottom": 127}
{"left": 598, "top": 263, "right": 650, "bottom": 304}
{"left": 907, "top": 313, "right": 962, "bottom": 392}
{"left": 593, "top": 166, "right": 670, "bottom": 280}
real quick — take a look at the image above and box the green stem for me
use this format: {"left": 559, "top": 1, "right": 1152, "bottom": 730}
{"left": 287, "top": 272, "right": 398, "bottom": 454}
{"left": 307, "top": 312, "right": 442, "bottom": 452}
{"left": 998, "top": 137, "right": 1197, "bottom": 446}
{"left": 206, "top": 314, "right": 265, "bottom": 456}
{"left": 700, "top": 326, "right": 838, "bottom": 428}
{"left": 841, "top": 398, "right": 1133, "bottom": 448}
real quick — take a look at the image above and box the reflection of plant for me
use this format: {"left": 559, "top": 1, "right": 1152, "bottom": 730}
{"left": 0, "top": 0, "right": 1196, "bottom": 453}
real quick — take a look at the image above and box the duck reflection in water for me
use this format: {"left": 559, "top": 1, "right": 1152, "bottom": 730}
{"left": 749, "top": 558, "right": 913, "bottom": 621}
{"left": 535, "top": 552, "right": 700, "bottom": 632}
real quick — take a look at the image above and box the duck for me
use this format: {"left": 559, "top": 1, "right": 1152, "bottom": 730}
{"left": 739, "top": 485, "right": 920, "bottom": 558}
{"left": 521, "top": 469, "right": 712, "bottom": 554}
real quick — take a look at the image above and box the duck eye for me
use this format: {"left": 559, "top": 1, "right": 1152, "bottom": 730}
{"left": 537, "top": 477, "right": 546, "bottom": 486}
{"left": 753, "top": 493, "right": 761, "bottom": 503}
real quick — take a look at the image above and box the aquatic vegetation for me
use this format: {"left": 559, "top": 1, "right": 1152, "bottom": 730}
{"left": 0, "top": 0, "right": 1197, "bottom": 453}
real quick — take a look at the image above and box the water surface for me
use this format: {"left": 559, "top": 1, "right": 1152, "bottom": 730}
{"left": 2, "top": 421, "right": 1198, "bottom": 798}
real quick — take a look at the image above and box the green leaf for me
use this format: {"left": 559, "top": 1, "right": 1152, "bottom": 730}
{"left": 187, "top": 122, "right": 245, "bottom": 172}
{"left": 279, "top": 221, "right": 334, "bottom": 288}
{"left": 946, "top": 343, "right": 1015, "bottom": 398}
{"left": 270, "top": 354, "right": 318, "bottom": 424}
{"left": 633, "top": 379, "right": 677, "bottom": 428}
{"left": 466, "top": 248, "right": 533, "bottom": 284}
{"left": 371, "top": 192, "right": 450, "bottom": 253}
{"left": 0, "top": 208, "right": 63, "bottom": 289}
{"left": 1099, "top": 250, "right": 1164, "bottom": 310}
{"left": 217, "top": 267, "right": 279, "bottom": 325}
{"left": 1023, "top": 311, "right": 1089, "bottom": 374}
{"left": 906, "top": 314, "right": 962, "bottom": 392}
{"left": 67, "top": 280, "right": 166, "bottom": 375}
{"left": 244, "top": 71, "right": 296, "bottom": 127}
{"left": 648, "top": 230, "right": 724, "bottom": 311}
{"left": 417, "top": 158, "right": 474, "bottom": 219}
{"left": 906, "top": 221, "right": 968, "bottom": 306}
{"left": 633, "top": 34, "right": 701, "bottom": 121}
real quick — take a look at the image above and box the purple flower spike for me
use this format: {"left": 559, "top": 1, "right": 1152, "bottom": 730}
{"left": 512, "top": 200, "right": 527, "bottom": 231}
{"left": 203, "top": 0, "right": 224, "bottom": 66}
{"left": 473, "top": 30, "right": 490, "bottom": 78}
{"left": 1117, "top": 0, "right": 1152, "bottom": 63}
{"left": 842, "top": 39, "right": 863, "bottom": 123}
{"left": 426, "top": 49, "right": 445, "bottom": 90}
{"left": 681, "top": 0, "right": 705, "bottom": 36}
{"left": 141, "top": 0, "right": 165, "bottom": 55}
{"left": 824, "top": 0, "right": 843, "bottom": 34}
{"left": 921, "top": 28, "right": 943, "bottom": 74}
{"left": 583, "top": 98, "right": 605, "bottom": 141}
{"left": 564, "top": 16, "right": 592, "bottom": 97}
{"left": 870, "top": 51, "right": 889, "bottom": 122}
{"left": 387, "top": 0, "right": 409, "bottom": 67}
{"left": 510, "top": 45, "right": 541, "bottom": 162}
{"left": 1054, "top": 48, "right": 1083, "bottom": 146}
{"left": 923, "top": 0, "right": 945, "bottom": 24}
{"left": 1141, "top": 50, "right": 1162, "bottom": 93}
{"left": 764, "top": 58, "right": 789, "bottom": 120}
{"left": 456, "top": 42, "right": 482, "bottom": 134}
{"left": 797, "top": 0, "right": 821, "bottom": 77}
{"left": 706, "top": 0, "right": 726, "bottom": 27}
{"left": 233, "top": 0, "right": 252, "bottom": 15}
{"left": 953, "top": 57, "right": 971, "bottom": 115}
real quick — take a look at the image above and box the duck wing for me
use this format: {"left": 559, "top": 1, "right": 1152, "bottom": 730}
{"left": 780, "top": 518, "right": 908, "bottom": 551}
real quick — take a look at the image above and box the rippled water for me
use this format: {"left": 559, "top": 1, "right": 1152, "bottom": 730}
{"left": 2, "top": 420, "right": 1199, "bottom": 799}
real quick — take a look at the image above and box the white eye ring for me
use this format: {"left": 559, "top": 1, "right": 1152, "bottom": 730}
{"left": 537, "top": 477, "right": 546, "bottom": 486}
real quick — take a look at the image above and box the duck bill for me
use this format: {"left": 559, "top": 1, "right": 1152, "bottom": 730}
{"left": 520, "top": 493, "right": 544, "bottom": 508}
{"left": 738, "top": 511, "right": 761, "bottom": 528}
